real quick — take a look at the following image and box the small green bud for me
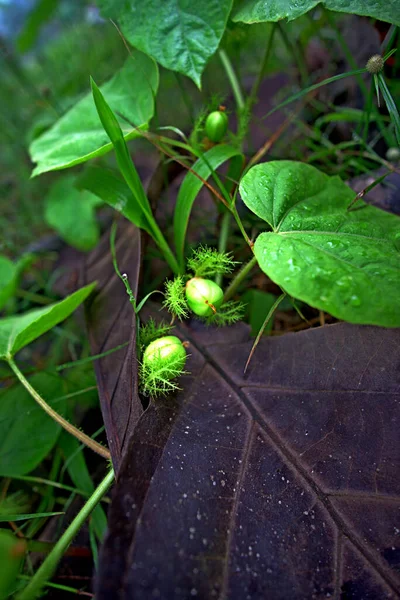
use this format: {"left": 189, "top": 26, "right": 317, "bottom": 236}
{"left": 366, "top": 54, "right": 384, "bottom": 74}
{"left": 143, "top": 336, "right": 187, "bottom": 378}
{"left": 185, "top": 277, "right": 224, "bottom": 317}
{"left": 205, "top": 110, "right": 228, "bottom": 143}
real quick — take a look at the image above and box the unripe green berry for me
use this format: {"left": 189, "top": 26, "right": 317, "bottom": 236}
{"left": 205, "top": 110, "right": 228, "bottom": 143}
{"left": 185, "top": 277, "right": 224, "bottom": 317}
{"left": 143, "top": 336, "right": 186, "bottom": 378}
{"left": 366, "top": 54, "right": 384, "bottom": 74}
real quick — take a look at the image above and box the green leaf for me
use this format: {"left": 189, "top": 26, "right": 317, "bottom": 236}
{"left": 174, "top": 145, "right": 243, "bottom": 269}
{"left": 17, "top": 0, "right": 59, "bottom": 53}
{"left": 90, "top": 78, "right": 152, "bottom": 216}
{"left": 0, "top": 373, "right": 67, "bottom": 476}
{"left": 58, "top": 433, "right": 107, "bottom": 542}
{"left": 240, "top": 161, "right": 400, "bottom": 327}
{"left": 242, "top": 289, "right": 284, "bottom": 335}
{"left": 45, "top": 175, "right": 102, "bottom": 252}
{"left": 0, "top": 254, "right": 34, "bottom": 311}
{"left": 0, "top": 284, "right": 95, "bottom": 359}
{"left": 30, "top": 52, "right": 159, "bottom": 176}
{"left": 90, "top": 79, "right": 181, "bottom": 275}
{"left": 232, "top": 0, "right": 400, "bottom": 26}
{"left": 77, "top": 166, "right": 152, "bottom": 235}
{"left": 0, "top": 512, "right": 63, "bottom": 522}
{"left": 0, "top": 256, "right": 18, "bottom": 311}
{"left": 97, "top": 0, "right": 233, "bottom": 87}
{"left": 377, "top": 73, "right": 400, "bottom": 146}
{"left": 0, "top": 530, "right": 25, "bottom": 600}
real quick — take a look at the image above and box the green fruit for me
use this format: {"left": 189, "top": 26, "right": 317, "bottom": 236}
{"left": 205, "top": 110, "right": 228, "bottom": 143}
{"left": 185, "top": 277, "right": 224, "bottom": 317}
{"left": 143, "top": 336, "right": 186, "bottom": 378}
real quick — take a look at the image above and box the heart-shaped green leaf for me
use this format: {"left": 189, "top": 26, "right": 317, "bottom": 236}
{"left": 0, "top": 283, "right": 95, "bottom": 359}
{"left": 30, "top": 51, "right": 158, "bottom": 176}
{"left": 232, "top": 0, "right": 400, "bottom": 26}
{"left": 0, "top": 373, "right": 67, "bottom": 476}
{"left": 240, "top": 161, "right": 400, "bottom": 327}
{"left": 97, "top": 0, "right": 233, "bottom": 87}
{"left": 45, "top": 175, "right": 102, "bottom": 251}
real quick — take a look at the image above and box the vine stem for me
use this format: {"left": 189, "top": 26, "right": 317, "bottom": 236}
{"left": 224, "top": 255, "right": 258, "bottom": 302}
{"left": 249, "top": 24, "right": 276, "bottom": 107}
{"left": 219, "top": 48, "right": 245, "bottom": 110}
{"left": 16, "top": 468, "right": 115, "bottom": 600}
{"left": 8, "top": 357, "right": 111, "bottom": 460}
{"left": 215, "top": 211, "right": 232, "bottom": 287}
{"left": 277, "top": 22, "right": 308, "bottom": 86}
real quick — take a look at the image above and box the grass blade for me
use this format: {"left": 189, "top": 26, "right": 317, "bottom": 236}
{"left": 377, "top": 73, "right": 400, "bottom": 145}
{"left": 262, "top": 69, "right": 366, "bottom": 120}
{"left": 244, "top": 293, "right": 286, "bottom": 374}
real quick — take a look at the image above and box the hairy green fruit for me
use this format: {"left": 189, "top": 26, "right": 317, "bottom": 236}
{"left": 143, "top": 336, "right": 186, "bottom": 377}
{"left": 141, "top": 335, "right": 187, "bottom": 397}
{"left": 205, "top": 110, "right": 228, "bottom": 143}
{"left": 185, "top": 277, "right": 224, "bottom": 317}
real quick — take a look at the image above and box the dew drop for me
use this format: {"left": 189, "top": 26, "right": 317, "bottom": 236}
{"left": 350, "top": 295, "right": 361, "bottom": 307}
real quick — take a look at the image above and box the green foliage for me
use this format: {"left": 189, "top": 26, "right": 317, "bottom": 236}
{"left": 204, "top": 300, "right": 245, "bottom": 326}
{"left": 0, "top": 373, "right": 66, "bottom": 476}
{"left": 240, "top": 161, "right": 400, "bottom": 327}
{"left": 0, "top": 530, "right": 26, "bottom": 600}
{"left": 163, "top": 277, "right": 189, "bottom": 321}
{"left": 77, "top": 166, "right": 153, "bottom": 236}
{"left": 174, "top": 145, "right": 243, "bottom": 269}
{"left": 45, "top": 175, "right": 102, "bottom": 251}
{"left": 3, "top": 3, "right": 400, "bottom": 592}
{"left": 0, "top": 256, "right": 19, "bottom": 311}
{"left": 91, "top": 78, "right": 180, "bottom": 274}
{"left": 0, "top": 284, "right": 95, "bottom": 359}
{"left": 30, "top": 52, "right": 159, "bottom": 176}
{"left": 58, "top": 433, "right": 107, "bottom": 542}
{"left": 232, "top": 0, "right": 400, "bottom": 26}
{"left": 0, "top": 254, "right": 34, "bottom": 311}
{"left": 0, "top": 512, "right": 62, "bottom": 522}
{"left": 138, "top": 318, "right": 173, "bottom": 359}
{"left": 376, "top": 72, "right": 400, "bottom": 146}
{"left": 17, "top": 0, "right": 59, "bottom": 53}
{"left": 187, "top": 246, "right": 237, "bottom": 278}
{"left": 242, "top": 289, "right": 279, "bottom": 335}
{"left": 97, "top": 0, "right": 233, "bottom": 86}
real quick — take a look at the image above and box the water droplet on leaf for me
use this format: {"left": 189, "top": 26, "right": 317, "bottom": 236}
{"left": 350, "top": 295, "right": 361, "bottom": 307}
